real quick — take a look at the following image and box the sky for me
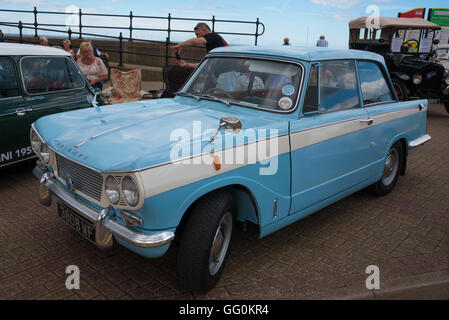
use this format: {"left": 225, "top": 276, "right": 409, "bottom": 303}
{"left": 0, "top": 0, "right": 448, "bottom": 49}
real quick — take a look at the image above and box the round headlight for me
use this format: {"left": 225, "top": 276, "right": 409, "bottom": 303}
{"left": 412, "top": 74, "right": 422, "bottom": 85}
{"left": 445, "top": 75, "right": 449, "bottom": 86}
{"left": 122, "top": 176, "right": 139, "bottom": 207}
{"left": 105, "top": 176, "right": 120, "bottom": 205}
{"left": 30, "top": 130, "right": 42, "bottom": 154}
{"left": 40, "top": 144, "right": 50, "bottom": 164}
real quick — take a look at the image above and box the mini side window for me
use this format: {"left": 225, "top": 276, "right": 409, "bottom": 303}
{"left": 21, "top": 57, "right": 84, "bottom": 95}
{"left": 303, "top": 60, "right": 360, "bottom": 115}
{"left": 357, "top": 61, "right": 395, "bottom": 105}
{"left": 0, "top": 57, "right": 20, "bottom": 98}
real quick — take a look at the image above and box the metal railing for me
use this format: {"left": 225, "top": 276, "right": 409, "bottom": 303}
{"left": 0, "top": 7, "right": 265, "bottom": 67}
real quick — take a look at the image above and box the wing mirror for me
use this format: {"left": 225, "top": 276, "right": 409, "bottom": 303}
{"left": 433, "top": 39, "right": 440, "bottom": 45}
{"left": 209, "top": 117, "right": 242, "bottom": 143}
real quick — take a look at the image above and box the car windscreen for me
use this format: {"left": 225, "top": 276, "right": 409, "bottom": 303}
{"left": 181, "top": 57, "right": 303, "bottom": 112}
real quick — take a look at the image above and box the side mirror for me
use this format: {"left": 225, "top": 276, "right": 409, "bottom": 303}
{"left": 379, "top": 38, "right": 385, "bottom": 44}
{"left": 433, "top": 39, "right": 440, "bottom": 45}
{"left": 91, "top": 91, "right": 101, "bottom": 108}
{"left": 220, "top": 117, "right": 242, "bottom": 133}
{"left": 209, "top": 117, "right": 242, "bottom": 143}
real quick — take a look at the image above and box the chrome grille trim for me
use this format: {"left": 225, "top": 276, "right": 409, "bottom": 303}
{"left": 55, "top": 153, "right": 103, "bottom": 202}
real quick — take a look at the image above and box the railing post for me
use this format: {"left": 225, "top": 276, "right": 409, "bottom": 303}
{"left": 255, "top": 18, "right": 260, "bottom": 46}
{"left": 119, "top": 32, "right": 123, "bottom": 67}
{"left": 33, "top": 7, "right": 38, "bottom": 38}
{"left": 68, "top": 28, "right": 72, "bottom": 42}
{"left": 166, "top": 13, "right": 171, "bottom": 67}
{"left": 19, "top": 21, "right": 23, "bottom": 43}
{"left": 165, "top": 37, "right": 170, "bottom": 67}
{"left": 212, "top": 15, "right": 215, "bottom": 32}
{"left": 129, "top": 11, "right": 133, "bottom": 41}
{"left": 79, "top": 8, "right": 82, "bottom": 39}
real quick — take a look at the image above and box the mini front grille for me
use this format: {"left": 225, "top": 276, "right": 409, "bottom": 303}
{"left": 55, "top": 153, "right": 103, "bottom": 202}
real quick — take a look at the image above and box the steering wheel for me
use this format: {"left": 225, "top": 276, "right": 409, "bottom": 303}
{"left": 402, "top": 39, "right": 418, "bottom": 47}
{"left": 206, "top": 87, "right": 234, "bottom": 99}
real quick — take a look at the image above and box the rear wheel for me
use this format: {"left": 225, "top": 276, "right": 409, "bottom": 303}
{"left": 177, "top": 190, "right": 234, "bottom": 293}
{"left": 392, "top": 78, "right": 408, "bottom": 101}
{"left": 370, "top": 141, "right": 403, "bottom": 196}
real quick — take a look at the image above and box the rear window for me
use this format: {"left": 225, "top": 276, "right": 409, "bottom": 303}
{"left": 21, "top": 57, "right": 84, "bottom": 94}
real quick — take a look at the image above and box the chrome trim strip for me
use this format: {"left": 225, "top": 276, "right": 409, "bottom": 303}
{"left": 33, "top": 166, "right": 174, "bottom": 248}
{"left": 0, "top": 155, "right": 36, "bottom": 168}
{"left": 86, "top": 105, "right": 202, "bottom": 143}
{"left": 409, "top": 134, "right": 431, "bottom": 150}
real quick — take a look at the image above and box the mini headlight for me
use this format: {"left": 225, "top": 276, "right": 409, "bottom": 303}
{"left": 105, "top": 176, "right": 120, "bottom": 205}
{"left": 412, "top": 74, "right": 422, "bottom": 85}
{"left": 40, "top": 144, "right": 50, "bottom": 164}
{"left": 122, "top": 176, "right": 139, "bottom": 207}
{"left": 30, "top": 130, "right": 42, "bottom": 154}
{"left": 445, "top": 75, "right": 449, "bottom": 86}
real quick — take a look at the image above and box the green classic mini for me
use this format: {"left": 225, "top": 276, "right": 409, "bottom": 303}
{"left": 0, "top": 43, "right": 102, "bottom": 168}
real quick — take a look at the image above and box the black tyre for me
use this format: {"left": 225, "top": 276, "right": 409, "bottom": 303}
{"left": 177, "top": 190, "right": 234, "bottom": 293}
{"left": 370, "top": 141, "right": 403, "bottom": 196}
{"left": 444, "top": 102, "right": 449, "bottom": 115}
{"left": 392, "top": 78, "right": 408, "bottom": 101}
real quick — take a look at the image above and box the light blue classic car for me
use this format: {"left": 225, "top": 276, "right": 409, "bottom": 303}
{"left": 32, "top": 46, "right": 431, "bottom": 293}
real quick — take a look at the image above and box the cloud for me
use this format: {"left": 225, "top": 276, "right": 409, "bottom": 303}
{"left": 310, "top": 0, "right": 362, "bottom": 9}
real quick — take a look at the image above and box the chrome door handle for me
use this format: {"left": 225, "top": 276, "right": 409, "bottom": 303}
{"left": 16, "top": 108, "right": 33, "bottom": 116}
{"left": 360, "top": 118, "right": 374, "bottom": 125}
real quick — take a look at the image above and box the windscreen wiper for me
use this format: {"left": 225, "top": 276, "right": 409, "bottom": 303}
{"left": 197, "top": 94, "right": 231, "bottom": 106}
{"left": 176, "top": 92, "right": 200, "bottom": 101}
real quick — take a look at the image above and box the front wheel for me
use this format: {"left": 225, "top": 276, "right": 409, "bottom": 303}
{"left": 177, "top": 190, "right": 234, "bottom": 293}
{"left": 370, "top": 141, "right": 403, "bottom": 196}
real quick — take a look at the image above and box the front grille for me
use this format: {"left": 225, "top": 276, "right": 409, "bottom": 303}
{"left": 55, "top": 153, "right": 103, "bottom": 202}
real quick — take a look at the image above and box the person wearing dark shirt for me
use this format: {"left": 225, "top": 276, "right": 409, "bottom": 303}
{"left": 171, "top": 22, "right": 228, "bottom": 69}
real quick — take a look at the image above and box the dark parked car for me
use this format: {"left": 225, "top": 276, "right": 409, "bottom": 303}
{"left": 0, "top": 43, "right": 102, "bottom": 168}
{"left": 349, "top": 16, "right": 449, "bottom": 114}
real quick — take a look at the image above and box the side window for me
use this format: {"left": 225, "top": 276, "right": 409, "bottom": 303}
{"left": 21, "top": 57, "right": 84, "bottom": 94}
{"left": 357, "top": 61, "right": 395, "bottom": 105}
{"left": 303, "top": 60, "right": 360, "bottom": 115}
{"left": 0, "top": 57, "right": 20, "bottom": 98}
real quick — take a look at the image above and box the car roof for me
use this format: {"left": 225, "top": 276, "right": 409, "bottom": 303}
{"left": 349, "top": 17, "right": 441, "bottom": 30}
{"left": 0, "top": 43, "right": 71, "bottom": 56}
{"left": 208, "top": 45, "right": 386, "bottom": 64}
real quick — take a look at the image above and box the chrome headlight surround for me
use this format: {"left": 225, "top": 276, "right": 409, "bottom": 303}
{"left": 40, "top": 143, "right": 51, "bottom": 164}
{"left": 30, "top": 127, "right": 53, "bottom": 165}
{"left": 412, "top": 74, "right": 422, "bottom": 85}
{"left": 105, "top": 175, "right": 120, "bottom": 205}
{"left": 30, "top": 129, "right": 42, "bottom": 154}
{"left": 122, "top": 176, "right": 139, "bottom": 207}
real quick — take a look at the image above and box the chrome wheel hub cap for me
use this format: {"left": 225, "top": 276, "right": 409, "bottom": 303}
{"left": 209, "top": 211, "right": 233, "bottom": 276}
{"left": 382, "top": 148, "right": 399, "bottom": 186}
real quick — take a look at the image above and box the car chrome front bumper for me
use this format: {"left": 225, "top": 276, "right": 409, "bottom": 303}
{"left": 33, "top": 166, "right": 175, "bottom": 249}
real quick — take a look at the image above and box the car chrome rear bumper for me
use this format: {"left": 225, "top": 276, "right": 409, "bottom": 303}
{"left": 33, "top": 166, "right": 174, "bottom": 249}
{"left": 408, "top": 134, "right": 432, "bottom": 150}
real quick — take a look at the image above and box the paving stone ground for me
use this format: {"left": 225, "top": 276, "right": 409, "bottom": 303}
{"left": 0, "top": 104, "right": 448, "bottom": 300}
